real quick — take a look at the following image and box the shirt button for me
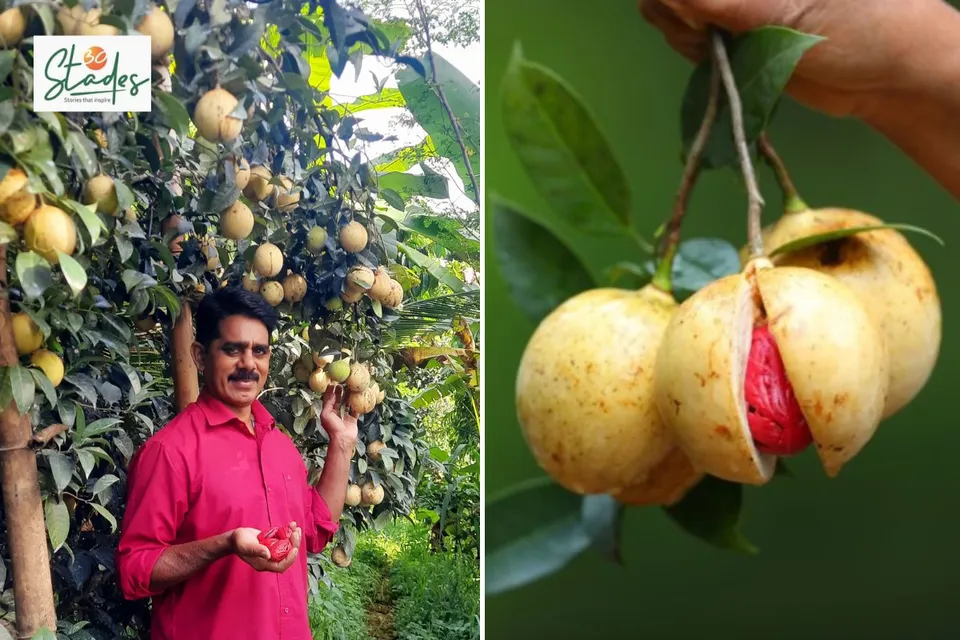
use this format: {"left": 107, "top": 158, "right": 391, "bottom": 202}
{"left": 286, "top": 474, "right": 291, "bottom": 480}
{"left": 284, "top": 607, "right": 290, "bottom": 614}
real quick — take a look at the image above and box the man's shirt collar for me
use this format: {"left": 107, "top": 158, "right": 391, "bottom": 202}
{"left": 196, "top": 388, "right": 276, "bottom": 431}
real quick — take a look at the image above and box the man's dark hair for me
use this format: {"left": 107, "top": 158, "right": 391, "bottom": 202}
{"left": 194, "top": 286, "right": 279, "bottom": 348}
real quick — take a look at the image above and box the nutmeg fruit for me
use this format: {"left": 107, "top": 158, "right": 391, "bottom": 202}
{"left": 515, "top": 284, "right": 701, "bottom": 500}
{"left": 654, "top": 258, "right": 889, "bottom": 485}
{"left": 754, "top": 207, "right": 940, "bottom": 420}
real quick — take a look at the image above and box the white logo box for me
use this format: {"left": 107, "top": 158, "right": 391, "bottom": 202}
{"left": 33, "top": 35, "right": 153, "bottom": 112}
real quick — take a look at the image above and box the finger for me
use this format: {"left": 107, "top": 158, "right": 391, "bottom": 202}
{"left": 640, "top": 0, "right": 710, "bottom": 62}
{"left": 322, "top": 385, "right": 337, "bottom": 410}
{"left": 641, "top": 0, "right": 703, "bottom": 29}
{"left": 657, "top": 0, "right": 793, "bottom": 33}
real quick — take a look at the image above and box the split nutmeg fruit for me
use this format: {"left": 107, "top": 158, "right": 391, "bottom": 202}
{"left": 654, "top": 258, "right": 889, "bottom": 486}
{"left": 515, "top": 284, "right": 702, "bottom": 504}
{"left": 752, "top": 207, "right": 941, "bottom": 420}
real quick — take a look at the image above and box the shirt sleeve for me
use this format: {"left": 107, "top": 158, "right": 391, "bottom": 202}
{"left": 115, "top": 439, "right": 189, "bottom": 600}
{"left": 303, "top": 484, "right": 339, "bottom": 554}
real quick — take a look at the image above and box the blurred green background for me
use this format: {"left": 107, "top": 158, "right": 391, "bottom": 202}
{"left": 484, "top": 0, "right": 960, "bottom": 637}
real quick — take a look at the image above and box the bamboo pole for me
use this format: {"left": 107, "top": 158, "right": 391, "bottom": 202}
{"left": 171, "top": 299, "right": 199, "bottom": 411}
{"left": 0, "top": 245, "right": 56, "bottom": 637}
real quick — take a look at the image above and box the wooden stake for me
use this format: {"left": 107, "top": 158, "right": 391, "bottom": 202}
{"left": 0, "top": 245, "right": 56, "bottom": 637}
{"left": 171, "top": 299, "right": 198, "bottom": 411}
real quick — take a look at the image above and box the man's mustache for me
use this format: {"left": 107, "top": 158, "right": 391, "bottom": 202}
{"left": 229, "top": 370, "right": 260, "bottom": 382}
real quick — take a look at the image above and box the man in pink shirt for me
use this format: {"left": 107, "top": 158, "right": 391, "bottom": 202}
{"left": 116, "top": 286, "right": 357, "bottom": 639}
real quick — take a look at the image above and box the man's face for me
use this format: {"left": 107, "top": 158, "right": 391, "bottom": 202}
{"left": 195, "top": 315, "right": 271, "bottom": 409}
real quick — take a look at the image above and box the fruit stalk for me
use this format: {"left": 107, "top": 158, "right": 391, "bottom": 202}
{"left": 757, "top": 132, "right": 808, "bottom": 214}
{"left": 709, "top": 28, "right": 765, "bottom": 258}
{"left": 653, "top": 53, "right": 721, "bottom": 293}
{"left": 0, "top": 245, "right": 57, "bottom": 636}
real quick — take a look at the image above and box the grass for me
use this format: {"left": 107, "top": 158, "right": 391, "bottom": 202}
{"left": 309, "top": 521, "right": 480, "bottom": 640}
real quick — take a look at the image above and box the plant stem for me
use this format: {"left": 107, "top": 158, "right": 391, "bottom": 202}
{"left": 757, "top": 132, "right": 807, "bottom": 214}
{"left": 652, "top": 55, "right": 721, "bottom": 294}
{"left": 710, "top": 28, "right": 765, "bottom": 259}
{"left": 412, "top": 0, "right": 480, "bottom": 208}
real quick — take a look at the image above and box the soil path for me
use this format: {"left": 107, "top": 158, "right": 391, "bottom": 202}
{"left": 365, "top": 562, "right": 396, "bottom": 640}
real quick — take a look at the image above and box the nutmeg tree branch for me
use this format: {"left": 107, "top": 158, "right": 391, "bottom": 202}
{"left": 709, "top": 28, "right": 765, "bottom": 258}
{"left": 652, "top": 53, "right": 722, "bottom": 293}
{"left": 757, "top": 132, "right": 808, "bottom": 214}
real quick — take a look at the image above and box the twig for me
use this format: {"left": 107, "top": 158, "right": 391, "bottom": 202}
{"left": 29, "top": 423, "right": 69, "bottom": 449}
{"left": 757, "top": 132, "right": 807, "bottom": 214}
{"left": 710, "top": 28, "right": 765, "bottom": 258}
{"left": 412, "top": 0, "right": 480, "bottom": 208}
{"left": 651, "top": 54, "right": 721, "bottom": 293}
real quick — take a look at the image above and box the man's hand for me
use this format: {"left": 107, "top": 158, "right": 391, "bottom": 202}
{"left": 320, "top": 384, "right": 359, "bottom": 446}
{"left": 639, "top": 0, "right": 943, "bottom": 119}
{"left": 232, "top": 523, "right": 302, "bottom": 573}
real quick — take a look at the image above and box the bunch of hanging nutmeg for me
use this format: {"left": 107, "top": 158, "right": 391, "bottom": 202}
{"left": 514, "top": 28, "right": 940, "bottom": 506}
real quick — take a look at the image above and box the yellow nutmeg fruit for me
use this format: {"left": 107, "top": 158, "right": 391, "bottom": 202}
{"left": 12, "top": 311, "right": 42, "bottom": 355}
{"left": 193, "top": 87, "right": 242, "bottom": 144}
{"left": 755, "top": 207, "right": 941, "bottom": 421}
{"left": 136, "top": 4, "right": 175, "bottom": 60}
{"left": 83, "top": 174, "right": 120, "bottom": 215}
{"left": 31, "top": 349, "right": 64, "bottom": 388}
{"left": 516, "top": 284, "right": 701, "bottom": 502}
{"left": 23, "top": 205, "right": 77, "bottom": 263}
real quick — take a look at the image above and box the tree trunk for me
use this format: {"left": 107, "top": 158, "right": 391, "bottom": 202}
{"left": 171, "top": 300, "right": 198, "bottom": 411}
{"left": 0, "top": 245, "right": 56, "bottom": 638}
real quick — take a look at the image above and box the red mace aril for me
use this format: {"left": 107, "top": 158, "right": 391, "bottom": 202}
{"left": 653, "top": 258, "right": 889, "bottom": 485}
{"left": 744, "top": 325, "right": 813, "bottom": 456}
{"left": 258, "top": 524, "right": 293, "bottom": 561}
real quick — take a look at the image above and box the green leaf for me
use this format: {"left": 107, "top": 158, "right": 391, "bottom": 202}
{"left": 57, "top": 251, "right": 88, "bottom": 297}
{"left": 46, "top": 450, "right": 74, "bottom": 494}
{"left": 580, "top": 494, "right": 624, "bottom": 565}
{"left": 155, "top": 91, "right": 192, "bottom": 137}
{"left": 486, "top": 476, "right": 592, "bottom": 596}
{"left": 89, "top": 502, "right": 117, "bottom": 533}
{"left": 29, "top": 368, "right": 57, "bottom": 409}
{"left": 91, "top": 473, "right": 119, "bottom": 496}
{"left": 44, "top": 497, "right": 70, "bottom": 552}
{"left": 378, "top": 169, "right": 449, "bottom": 200}
{"left": 65, "top": 201, "right": 103, "bottom": 245}
{"left": 8, "top": 365, "right": 35, "bottom": 415}
{"left": 767, "top": 223, "right": 945, "bottom": 258}
{"left": 492, "top": 196, "right": 595, "bottom": 325}
{"left": 0, "top": 50, "right": 15, "bottom": 84}
{"left": 501, "top": 43, "right": 630, "bottom": 234}
{"left": 380, "top": 188, "right": 405, "bottom": 211}
{"left": 663, "top": 475, "right": 758, "bottom": 554}
{"left": 0, "top": 220, "right": 16, "bottom": 244}
{"left": 397, "top": 242, "right": 464, "bottom": 292}
{"left": 645, "top": 238, "right": 741, "bottom": 293}
{"left": 682, "top": 27, "right": 825, "bottom": 168}
{"left": 396, "top": 52, "right": 479, "bottom": 202}
{"left": 15, "top": 251, "right": 53, "bottom": 299}
{"left": 65, "top": 131, "right": 97, "bottom": 177}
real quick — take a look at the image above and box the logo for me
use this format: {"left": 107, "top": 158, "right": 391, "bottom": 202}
{"left": 83, "top": 46, "right": 108, "bottom": 71}
{"left": 33, "top": 36, "right": 152, "bottom": 112}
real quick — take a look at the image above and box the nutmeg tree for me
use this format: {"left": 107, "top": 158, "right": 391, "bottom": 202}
{"left": 487, "top": 29, "right": 944, "bottom": 596}
{"left": 0, "top": 0, "right": 458, "bottom": 637}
